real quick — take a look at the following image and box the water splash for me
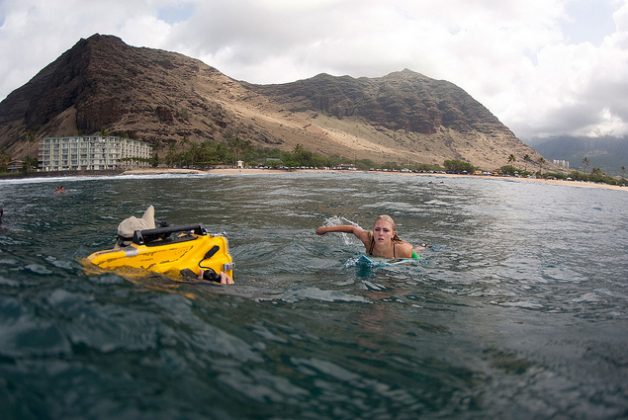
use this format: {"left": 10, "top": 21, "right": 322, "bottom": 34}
{"left": 321, "top": 215, "right": 362, "bottom": 246}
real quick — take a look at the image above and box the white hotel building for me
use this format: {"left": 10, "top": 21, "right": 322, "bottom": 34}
{"left": 552, "top": 159, "right": 570, "bottom": 169}
{"left": 39, "top": 135, "right": 152, "bottom": 171}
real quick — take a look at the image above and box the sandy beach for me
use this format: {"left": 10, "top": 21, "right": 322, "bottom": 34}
{"left": 121, "top": 167, "right": 628, "bottom": 192}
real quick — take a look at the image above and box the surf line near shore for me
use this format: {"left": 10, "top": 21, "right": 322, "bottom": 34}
{"left": 119, "top": 167, "right": 628, "bottom": 192}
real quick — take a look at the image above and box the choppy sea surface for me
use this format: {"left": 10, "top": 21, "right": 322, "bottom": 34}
{"left": 0, "top": 172, "right": 627, "bottom": 419}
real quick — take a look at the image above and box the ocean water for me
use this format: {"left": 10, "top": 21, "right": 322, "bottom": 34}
{"left": 0, "top": 172, "right": 627, "bottom": 419}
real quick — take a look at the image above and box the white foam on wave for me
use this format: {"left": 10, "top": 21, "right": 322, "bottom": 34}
{"left": 491, "top": 300, "right": 545, "bottom": 309}
{"left": 423, "top": 199, "right": 450, "bottom": 207}
{"left": 322, "top": 216, "right": 362, "bottom": 246}
{"left": 0, "top": 173, "right": 211, "bottom": 186}
{"left": 280, "top": 286, "right": 370, "bottom": 304}
{"left": 572, "top": 292, "right": 601, "bottom": 303}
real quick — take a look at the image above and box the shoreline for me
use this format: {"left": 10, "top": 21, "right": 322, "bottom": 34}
{"left": 1, "top": 167, "right": 624, "bottom": 192}
{"left": 118, "top": 167, "right": 628, "bottom": 192}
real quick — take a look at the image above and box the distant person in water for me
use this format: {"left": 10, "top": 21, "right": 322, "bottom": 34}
{"left": 316, "top": 214, "right": 423, "bottom": 259}
{"left": 54, "top": 185, "right": 64, "bottom": 193}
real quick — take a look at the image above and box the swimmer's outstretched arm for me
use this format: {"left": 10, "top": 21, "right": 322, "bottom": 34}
{"left": 315, "top": 225, "right": 370, "bottom": 244}
{"left": 316, "top": 225, "right": 354, "bottom": 235}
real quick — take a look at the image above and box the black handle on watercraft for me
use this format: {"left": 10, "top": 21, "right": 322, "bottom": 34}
{"left": 133, "top": 224, "right": 208, "bottom": 244}
{"left": 204, "top": 245, "right": 220, "bottom": 259}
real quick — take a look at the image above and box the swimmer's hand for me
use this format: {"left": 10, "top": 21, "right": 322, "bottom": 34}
{"left": 316, "top": 226, "right": 328, "bottom": 235}
{"left": 219, "top": 272, "right": 233, "bottom": 285}
{"left": 201, "top": 270, "right": 234, "bottom": 285}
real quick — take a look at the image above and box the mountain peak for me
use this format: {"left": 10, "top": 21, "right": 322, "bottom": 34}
{"left": 66, "top": 33, "right": 127, "bottom": 55}
{"left": 83, "top": 33, "right": 124, "bottom": 44}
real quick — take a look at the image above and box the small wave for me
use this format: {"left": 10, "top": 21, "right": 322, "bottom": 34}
{"left": 491, "top": 300, "right": 545, "bottom": 310}
{"left": 280, "top": 286, "right": 369, "bottom": 303}
{"left": 0, "top": 257, "right": 19, "bottom": 266}
{"left": 323, "top": 215, "right": 360, "bottom": 228}
{"left": 24, "top": 263, "right": 53, "bottom": 275}
{"left": 362, "top": 280, "right": 386, "bottom": 291}
{"left": 47, "top": 288, "right": 92, "bottom": 305}
{"left": 423, "top": 199, "right": 451, "bottom": 207}
{"left": 361, "top": 201, "right": 425, "bottom": 214}
{"left": 0, "top": 275, "right": 19, "bottom": 287}
{"left": 44, "top": 256, "right": 74, "bottom": 270}
{"left": 0, "top": 173, "right": 210, "bottom": 186}
{"left": 87, "top": 273, "right": 125, "bottom": 285}
{"left": 572, "top": 292, "right": 602, "bottom": 303}
{"left": 0, "top": 298, "right": 72, "bottom": 357}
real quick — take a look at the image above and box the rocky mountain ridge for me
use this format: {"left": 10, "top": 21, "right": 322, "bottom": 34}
{"left": 0, "top": 34, "right": 542, "bottom": 169}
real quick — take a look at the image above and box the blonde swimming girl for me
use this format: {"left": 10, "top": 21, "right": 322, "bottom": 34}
{"left": 316, "top": 215, "right": 422, "bottom": 259}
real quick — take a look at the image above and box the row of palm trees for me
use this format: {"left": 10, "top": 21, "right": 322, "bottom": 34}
{"left": 507, "top": 153, "right": 626, "bottom": 181}
{"left": 581, "top": 157, "right": 626, "bottom": 178}
{"left": 507, "top": 153, "right": 546, "bottom": 173}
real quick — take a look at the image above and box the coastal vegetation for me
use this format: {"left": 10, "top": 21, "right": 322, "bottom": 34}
{"left": 0, "top": 151, "right": 9, "bottom": 172}
{"left": 156, "top": 139, "right": 626, "bottom": 186}
{"left": 498, "top": 163, "right": 626, "bottom": 186}
{"left": 0, "top": 139, "right": 625, "bottom": 188}
{"left": 158, "top": 137, "right": 445, "bottom": 172}
{"left": 444, "top": 159, "right": 475, "bottom": 174}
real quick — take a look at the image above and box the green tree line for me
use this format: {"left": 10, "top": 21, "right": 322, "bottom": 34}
{"left": 161, "top": 138, "right": 359, "bottom": 169}
{"left": 2, "top": 139, "right": 626, "bottom": 187}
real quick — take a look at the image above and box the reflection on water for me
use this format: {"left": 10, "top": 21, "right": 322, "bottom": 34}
{"left": 0, "top": 172, "right": 627, "bottom": 418}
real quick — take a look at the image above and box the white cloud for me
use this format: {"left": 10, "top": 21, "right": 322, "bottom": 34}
{"left": 0, "top": 0, "right": 172, "bottom": 101}
{"left": 1, "top": 0, "right": 628, "bottom": 140}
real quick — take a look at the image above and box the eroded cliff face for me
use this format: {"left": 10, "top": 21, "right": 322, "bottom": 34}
{"left": 0, "top": 34, "right": 541, "bottom": 169}
{"left": 249, "top": 69, "right": 509, "bottom": 135}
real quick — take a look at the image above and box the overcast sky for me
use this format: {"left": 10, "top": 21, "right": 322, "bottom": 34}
{"left": 1, "top": 0, "right": 627, "bottom": 140}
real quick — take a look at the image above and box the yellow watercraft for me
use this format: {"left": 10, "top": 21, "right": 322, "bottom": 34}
{"left": 85, "top": 224, "right": 234, "bottom": 282}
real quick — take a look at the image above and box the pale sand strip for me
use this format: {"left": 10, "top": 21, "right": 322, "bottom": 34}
{"left": 121, "top": 168, "right": 627, "bottom": 192}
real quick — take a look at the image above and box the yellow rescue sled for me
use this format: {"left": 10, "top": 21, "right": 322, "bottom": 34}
{"left": 85, "top": 224, "right": 234, "bottom": 282}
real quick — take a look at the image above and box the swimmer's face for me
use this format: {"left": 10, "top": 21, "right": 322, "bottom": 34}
{"left": 373, "top": 220, "right": 395, "bottom": 243}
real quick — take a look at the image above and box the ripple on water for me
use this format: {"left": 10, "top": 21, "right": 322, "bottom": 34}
{"left": 0, "top": 297, "right": 72, "bottom": 358}
{"left": 279, "top": 286, "right": 370, "bottom": 304}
